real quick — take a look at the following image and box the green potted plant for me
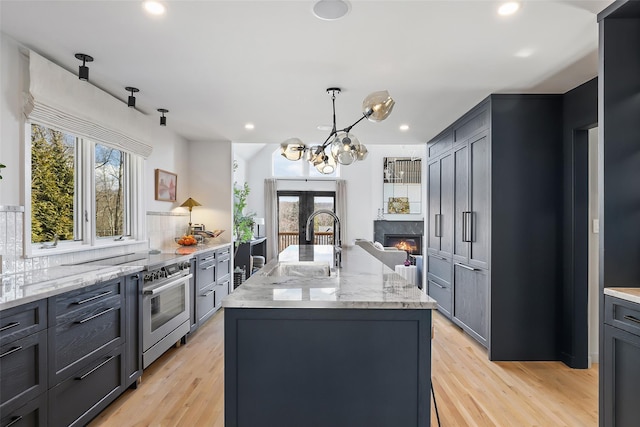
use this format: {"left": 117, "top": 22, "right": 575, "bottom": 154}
{"left": 233, "top": 182, "right": 255, "bottom": 256}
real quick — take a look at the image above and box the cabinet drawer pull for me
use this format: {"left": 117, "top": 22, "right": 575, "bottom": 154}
{"left": 131, "top": 274, "right": 140, "bottom": 280}
{"left": 455, "top": 263, "right": 478, "bottom": 271}
{"left": 202, "top": 255, "right": 215, "bottom": 261}
{"left": 76, "top": 355, "right": 116, "bottom": 380}
{"left": 5, "top": 416, "right": 23, "bottom": 427}
{"left": 76, "top": 307, "right": 117, "bottom": 324}
{"left": 0, "top": 346, "right": 23, "bottom": 359}
{"left": 202, "top": 290, "right": 214, "bottom": 297}
{"left": 204, "top": 265, "right": 215, "bottom": 270}
{"left": 0, "top": 321, "right": 20, "bottom": 332}
{"left": 623, "top": 315, "right": 640, "bottom": 324}
{"left": 74, "top": 290, "right": 113, "bottom": 305}
{"left": 430, "top": 281, "right": 445, "bottom": 289}
{"left": 431, "top": 255, "right": 447, "bottom": 261}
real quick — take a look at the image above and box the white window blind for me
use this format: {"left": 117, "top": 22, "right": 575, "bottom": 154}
{"left": 24, "top": 51, "right": 153, "bottom": 158}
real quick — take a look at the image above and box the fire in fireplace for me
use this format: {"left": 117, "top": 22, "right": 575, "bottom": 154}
{"left": 384, "top": 234, "right": 422, "bottom": 255}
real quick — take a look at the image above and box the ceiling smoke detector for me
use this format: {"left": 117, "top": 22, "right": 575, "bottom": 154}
{"left": 312, "top": 0, "right": 351, "bottom": 21}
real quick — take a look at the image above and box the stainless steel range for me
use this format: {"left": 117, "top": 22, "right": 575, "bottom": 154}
{"left": 66, "top": 252, "right": 195, "bottom": 369}
{"left": 142, "top": 258, "right": 192, "bottom": 368}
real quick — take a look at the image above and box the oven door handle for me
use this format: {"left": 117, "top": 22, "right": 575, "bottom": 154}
{"left": 143, "top": 274, "right": 192, "bottom": 295}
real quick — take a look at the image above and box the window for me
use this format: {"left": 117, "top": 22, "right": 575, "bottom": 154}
{"left": 29, "top": 123, "right": 140, "bottom": 251}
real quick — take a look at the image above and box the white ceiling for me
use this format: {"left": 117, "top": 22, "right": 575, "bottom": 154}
{"left": 0, "top": 1, "right": 613, "bottom": 148}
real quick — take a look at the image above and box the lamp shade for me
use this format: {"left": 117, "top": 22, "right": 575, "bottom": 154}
{"left": 362, "top": 90, "right": 395, "bottom": 122}
{"left": 254, "top": 217, "right": 265, "bottom": 225}
{"left": 281, "top": 138, "right": 306, "bottom": 161}
{"left": 180, "top": 197, "right": 202, "bottom": 211}
{"left": 330, "top": 132, "right": 359, "bottom": 165}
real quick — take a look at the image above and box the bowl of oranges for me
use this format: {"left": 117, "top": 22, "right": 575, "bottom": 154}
{"left": 175, "top": 235, "right": 199, "bottom": 246}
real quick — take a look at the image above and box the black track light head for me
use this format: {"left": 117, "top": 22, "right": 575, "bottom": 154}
{"left": 75, "top": 53, "right": 94, "bottom": 81}
{"left": 126, "top": 87, "right": 139, "bottom": 108}
{"left": 157, "top": 108, "right": 169, "bottom": 126}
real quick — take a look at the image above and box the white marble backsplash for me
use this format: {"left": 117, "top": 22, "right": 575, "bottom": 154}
{"left": 146, "top": 211, "right": 190, "bottom": 252}
{"left": 0, "top": 207, "right": 191, "bottom": 275}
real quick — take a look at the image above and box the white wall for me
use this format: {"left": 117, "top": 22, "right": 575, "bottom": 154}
{"left": 241, "top": 143, "right": 426, "bottom": 245}
{"left": 0, "top": 34, "right": 27, "bottom": 205}
{"left": 188, "top": 141, "right": 233, "bottom": 244}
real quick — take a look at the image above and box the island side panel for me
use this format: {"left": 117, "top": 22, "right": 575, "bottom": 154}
{"left": 224, "top": 307, "right": 432, "bottom": 427}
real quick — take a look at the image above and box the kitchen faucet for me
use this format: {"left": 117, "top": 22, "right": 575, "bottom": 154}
{"left": 305, "top": 209, "right": 342, "bottom": 267}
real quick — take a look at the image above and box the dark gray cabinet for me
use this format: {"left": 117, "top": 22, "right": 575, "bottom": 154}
{"left": 427, "top": 254, "right": 452, "bottom": 318}
{"left": 124, "top": 273, "right": 142, "bottom": 388}
{"left": 48, "top": 278, "right": 124, "bottom": 386}
{"left": 453, "top": 129, "right": 489, "bottom": 269}
{"left": 215, "top": 246, "right": 231, "bottom": 310}
{"left": 427, "top": 95, "right": 563, "bottom": 361}
{"left": 191, "top": 244, "right": 232, "bottom": 332}
{"left": 603, "top": 295, "right": 640, "bottom": 427}
{"left": 453, "top": 263, "right": 488, "bottom": 346}
{"left": 427, "top": 152, "right": 453, "bottom": 257}
{"left": 195, "top": 250, "right": 217, "bottom": 327}
{"left": 0, "top": 299, "right": 48, "bottom": 422}
{"left": 0, "top": 272, "right": 143, "bottom": 427}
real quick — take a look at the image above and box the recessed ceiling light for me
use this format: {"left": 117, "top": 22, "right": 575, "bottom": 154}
{"left": 498, "top": 2, "right": 520, "bottom": 16}
{"left": 312, "top": 0, "right": 351, "bottom": 21}
{"left": 515, "top": 48, "right": 534, "bottom": 58}
{"left": 399, "top": 124, "right": 410, "bottom": 132}
{"left": 143, "top": 1, "right": 166, "bottom": 16}
{"left": 245, "top": 123, "right": 255, "bottom": 130}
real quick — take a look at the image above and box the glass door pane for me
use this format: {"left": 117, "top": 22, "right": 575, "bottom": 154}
{"left": 278, "top": 195, "right": 300, "bottom": 252}
{"left": 313, "top": 196, "right": 335, "bottom": 245}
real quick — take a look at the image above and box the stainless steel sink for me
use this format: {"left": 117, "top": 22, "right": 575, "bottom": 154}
{"left": 262, "top": 261, "right": 332, "bottom": 277}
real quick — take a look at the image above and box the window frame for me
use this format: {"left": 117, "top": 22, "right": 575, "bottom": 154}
{"left": 24, "top": 121, "right": 145, "bottom": 257}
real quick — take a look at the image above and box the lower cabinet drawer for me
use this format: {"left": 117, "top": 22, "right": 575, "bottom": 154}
{"left": 215, "top": 279, "right": 230, "bottom": 309}
{"left": 605, "top": 295, "right": 640, "bottom": 336}
{"left": 0, "top": 300, "right": 47, "bottom": 347}
{"left": 0, "top": 330, "right": 47, "bottom": 415}
{"left": 197, "top": 284, "right": 216, "bottom": 324}
{"left": 427, "top": 277, "right": 452, "bottom": 319}
{"left": 48, "top": 346, "right": 124, "bottom": 427}
{"left": 427, "top": 255, "right": 451, "bottom": 285}
{"left": 0, "top": 393, "right": 47, "bottom": 427}
{"left": 50, "top": 296, "right": 124, "bottom": 385}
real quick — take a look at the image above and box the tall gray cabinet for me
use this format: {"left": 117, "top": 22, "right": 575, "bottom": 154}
{"left": 426, "top": 94, "right": 563, "bottom": 361}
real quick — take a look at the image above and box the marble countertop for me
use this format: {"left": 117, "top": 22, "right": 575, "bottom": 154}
{"left": 605, "top": 287, "right": 640, "bottom": 305}
{"left": 0, "top": 242, "right": 231, "bottom": 311}
{"left": 223, "top": 245, "right": 436, "bottom": 310}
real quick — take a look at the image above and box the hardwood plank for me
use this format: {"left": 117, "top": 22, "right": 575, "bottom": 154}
{"left": 89, "top": 310, "right": 598, "bottom": 426}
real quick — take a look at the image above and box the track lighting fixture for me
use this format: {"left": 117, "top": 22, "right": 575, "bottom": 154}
{"left": 157, "top": 108, "right": 169, "bottom": 126}
{"left": 75, "top": 53, "right": 93, "bottom": 81}
{"left": 280, "top": 88, "right": 395, "bottom": 174}
{"left": 126, "top": 87, "right": 139, "bottom": 108}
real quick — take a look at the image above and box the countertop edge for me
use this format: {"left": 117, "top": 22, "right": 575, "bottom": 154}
{"left": 222, "top": 301, "right": 438, "bottom": 310}
{"left": 604, "top": 287, "right": 640, "bottom": 305}
{"left": 0, "top": 265, "right": 144, "bottom": 311}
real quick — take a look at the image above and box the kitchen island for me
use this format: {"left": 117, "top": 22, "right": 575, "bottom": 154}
{"left": 223, "top": 245, "right": 437, "bottom": 427}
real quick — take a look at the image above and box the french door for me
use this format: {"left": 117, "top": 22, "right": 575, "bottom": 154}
{"left": 277, "top": 191, "right": 335, "bottom": 253}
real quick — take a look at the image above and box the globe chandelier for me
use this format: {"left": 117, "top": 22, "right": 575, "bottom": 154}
{"left": 280, "top": 88, "right": 395, "bottom": 174}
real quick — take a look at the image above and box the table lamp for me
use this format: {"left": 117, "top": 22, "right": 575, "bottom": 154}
{"left": 180, "top": 197, "right": 202, "bottom": 232}
{"left": 254, "top": 217, "right": 265, "bottom": 237}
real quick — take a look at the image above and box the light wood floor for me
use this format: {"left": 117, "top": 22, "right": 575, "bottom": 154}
{"left": 90, "top": 310, "right": 598, "bottom": 427}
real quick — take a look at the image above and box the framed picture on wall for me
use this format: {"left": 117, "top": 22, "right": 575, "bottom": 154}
{"left": 155, "top": 169, "right": 177, "bottom": 202}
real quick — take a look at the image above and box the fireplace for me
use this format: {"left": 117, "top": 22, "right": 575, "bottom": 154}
{"left": 384, "top": 234, "right": 422, "bottom": 255}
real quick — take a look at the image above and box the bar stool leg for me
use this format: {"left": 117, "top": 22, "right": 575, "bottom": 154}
{"left": 431, "top": 381, "right": 441, "bottom": 427}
